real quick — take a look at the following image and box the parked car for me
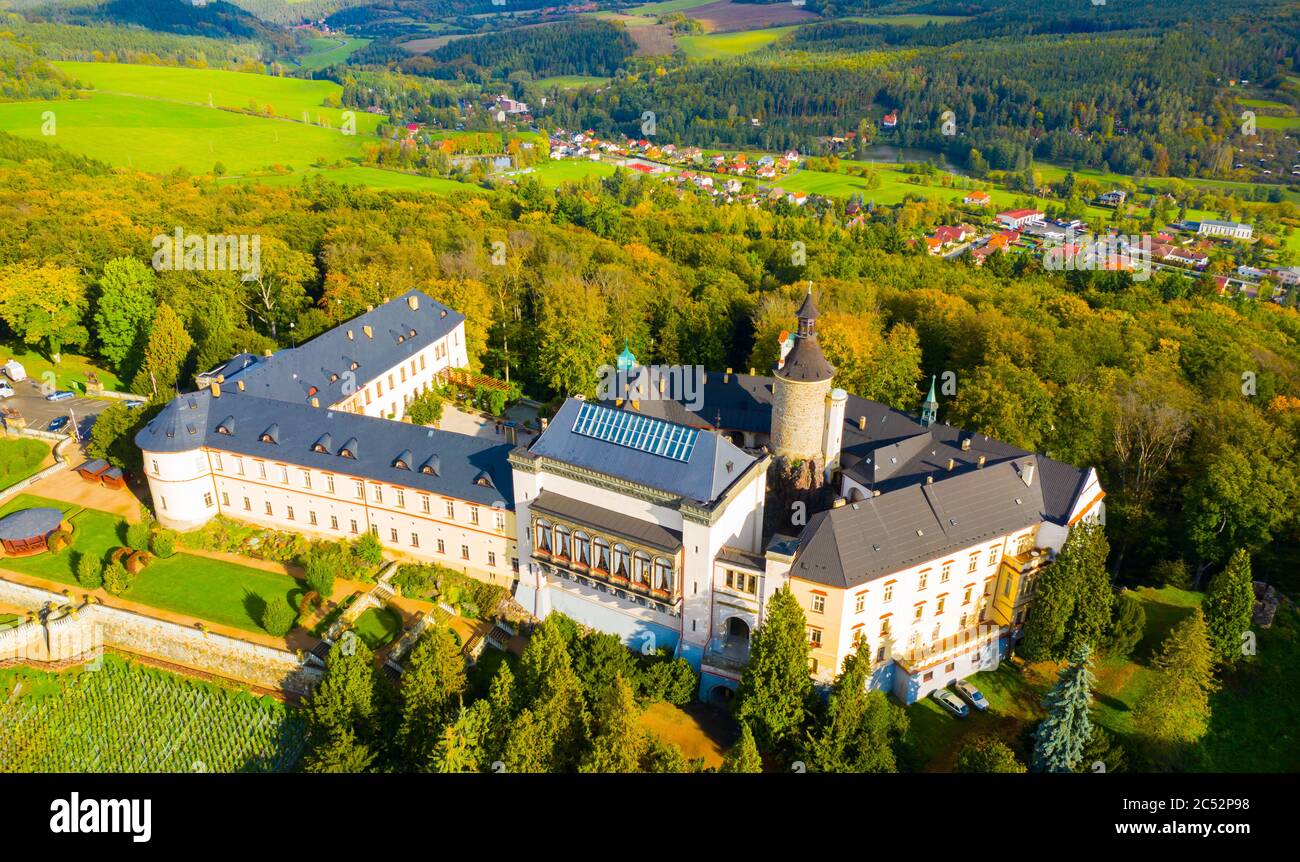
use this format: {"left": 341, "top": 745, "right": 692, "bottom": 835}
{"left": 0, "top": 382, "right": 13, "bottom": 398}
{"left": 930, "top": 688, "right": 970, "bottom": 718}
{"left": 47, "top": 416, "right": 69, "bottom": 433}
{"left": 45, "top": 390, "right": 75, "bottom": 402}
{"left": 953, "top": 680, "right": 990, "bottom": 712}
{"left": 3, "top": 359, "right": 26, "bottom": 382}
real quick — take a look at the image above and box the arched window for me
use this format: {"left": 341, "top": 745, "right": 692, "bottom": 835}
{"left": 574, "top": 531, "right": 590, "bottom": 566}
{"left": 554, "top": 525, "right": 570, "bottom": 559}
{"left": 613, "top": 544, "right": 631, "bottom": 578}
{"left": 633, "top": 551, "right": 651, "bottom": 585}
{"left": 535, "top": 519, "right": 552, "bottom": 552}
{"left": 653, "top": 557, "right": 673, "bottom": 592}
{"left": 593, "top": 537, "right": 610, "bottom": 572}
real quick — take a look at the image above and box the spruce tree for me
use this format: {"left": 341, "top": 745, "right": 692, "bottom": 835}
{"left": 579, "top": 674, "right": 646, "bottom": 773}
{"left": 721, "top": 723, "right": 762, "bottom": 773}
{"left": 432, "top": 701, "right": 492, "bottom": 773}
{"left": 1203, "top": 549, "right": 1254, "bottom": 666}
{"left": 131, "top": 302, "right": 193, "bottom": 399}
{"left": 1031, "top": 645, "right": 1096, "bottom": 773}
{"left": 1102, "top": 593, "right": 1146, "bottom": 659}
{"left": 399, "top": 626, "right": 467, "bottom": 768}
{"left": 303, "top": 637, "right": 379, "bottom": 750}
{"left": 734, "top": 585, "right": 812, "bottom": 753}
{"left": 1134, "top": 609, "right": 1217, "bottom": 753}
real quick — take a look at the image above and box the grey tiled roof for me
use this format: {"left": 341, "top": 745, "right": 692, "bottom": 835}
{"left": 136, "top": 388, "right": 514, "bottom": 508}
{"left": 528, "top": 397, "right": 756, "bottom": 504}
{"left": 792, "top": 458, "right": 1059, "bottom": 588}
{"left": 215, "top": 289, "right": 464, "bottom": 407}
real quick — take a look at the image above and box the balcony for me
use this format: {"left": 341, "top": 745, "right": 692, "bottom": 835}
{"left": 704, "top": 636, "right": 750, "bottom": 674}
{"left": 540, "top": 562, "right": 682, "bottom": 618}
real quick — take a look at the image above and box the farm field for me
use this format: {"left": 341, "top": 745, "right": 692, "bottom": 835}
{"left": 532, "top": 158, "right": 620, "bottom": 186}
{"left": 0, "top": 656, "right": 305, "bottom": 772}
{"left": 678, "top": 26, "right": 798, "bottom": 59}
{"left": 0, "top": 92, "right": 366, "bottom": 175}
{"left": 534, "top": 75, "right": 611, "bottom": 90}
{"left": 52, "top": 61, "right": 381, "bottom": 134}
{"left": 686, "top": 0, "right": 819, "bottom": 32}
{"left": 626, "top": 0, "right": 717, "bottom": 15}
{"left": 295, "top": 36, "right": 371, "bottom": 70}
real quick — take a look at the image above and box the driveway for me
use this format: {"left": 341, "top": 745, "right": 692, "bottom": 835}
{"left": 1, "top": 377, "right": 116, "bottom": 439}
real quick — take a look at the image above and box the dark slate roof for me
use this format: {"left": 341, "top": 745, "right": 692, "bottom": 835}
{"left": 136, "top": 389, "right": 514, "bottom": 508}
{"left": 527, "top": 398, "right": 755, "bottom": 504}
{"left": 792, "top": 458, "right": 1055, "bottom": 588}
{"left": 77, "top": 458, "right": 110, "bottom": 475}
{"left": 796, "top": 290, "right": 820, "bottom": 321}
{"left": 0, "top": 507, "right": 63, "bottom": 540}
{"left": 777, "top": 335, "right": 835, "bottom": 383}
{"left": 218, "top": 289, "right": 464, "bottom": 406}
{"left": 530, "top": 490, "right": 683, "bottom": 552}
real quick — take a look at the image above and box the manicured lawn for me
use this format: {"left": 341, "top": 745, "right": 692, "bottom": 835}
{"left": 0, "top": 342, "right": 122, "bottom": 392}
{"left": 532, "top": 159, "right": 619, "bottom": 187}
{"left": 0, "top": 438, "right": 52, "bottom": 492}
{"left": 126, "top": 554, "right": 306, "bottom": 635}
{"left": 0, "top": 507, "right": 122, "bottom": 586}
{"left": 352, "top": 605, "right": 403, "bottom": 649}
{"left": 0, "top": 493, "right": 80, "bottom": 519}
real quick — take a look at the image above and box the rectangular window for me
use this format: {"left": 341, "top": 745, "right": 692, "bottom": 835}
{"left": 354, "top": 481, "right": 364, "bottom": 500}
{"left": 264, "top": 501, "right": 273, "bottom": 515}
{"left": 914, "top": 605, "right": 924, "bottom": 620}
{"left": 390, "top": 528, "right": 398, "bottom": 542}
{"left": 242, "top": 497, "right": 251, "bottom": 511}
{"left": 511, "top": 558, "right": 519, "bottom": 573}
{"left": 937, "top": 597, "right": 946, "bottom": 614}
{"left": 495, "top": 511, "right": 505, "bottom": 530}
{"left": 309, "top": 511, "right": 317, "bottom": 526}
{"left": 161, "top": 497, "right": 167, "bottom": 510}
{"left": 883, "top": 584, "right": 894, "bottom": 602}
{"left": 302, "top": 470, "right": 312, "bottom": 489}
{"left": 964, "top": 587, "right": 973, "bottom": 604}
{"left": 350, "top": 519, "right": 358, "bottom": 534}
{"left": 203, "top": 492, "right": 214, "bottom": 508}
{"left": 445, "top": 501, "right": 455, "bottom": 519}
{"left": 330, "top": 515, "right": 339, "bottom": 530}
{"left": 150, "top": 459, "right": 159, "bottom": 476}
{"left": 221, "top": 492, "right": 229, "bottom": 506}
{"left": 235, "top": 458, "right": 244, "bottom": 476}
{"left": 287, "top": 506, "right": 295, "bottom": 521}
{"left": 420, "top": 355, "right": 426, "bottom": 370}
{"left": 376, "top": 380, "right": 383, "bottom": 397}
{"left": 326, "top": 475, "right": 335, "bottom": 494}
{"left": 279, "top": 465, "right": 288, "bottom": 483}
{"left": 421, "top": 496, "right": 431, "bottom": 514}
{"left": 808, "top": 628, "right": 822, "bottom": 647}
{"left": 811, "top": 595, "right": 825, "bottom": 614}
{"left": 461, "top": 544, "right": 470, "bottom": 560}
{"left": 941, "top": 563, "right": 951, "bottom": 583}
{"left": 365, "top": 389, "right": 372, "bottom": 406}
{"left": 213, "top": 453, "right": 223, "bottom": 471}
{"left": 395, "top": 489, "right": 405, "bottom": 509}
{"left": 411, "top": 533, "right": 419, "bottom": 548}
{"left": 854, "top": 593, "right": 865, "bottom": 614}
{"left": 968, "top": 555, "right": 979, "bottom": 573}
{"left": 437, "top": 539, "right": 445, "bottom": 554}
{"left": 373, "top": 485, "right": 383, "bottom": 504}
{"left": 988, "top": 547, "right": 999, "bottom": 566}
{"left": 470, "top": 508, "right": 479, "bottom": 526}
{"left": 918, "top": 570, "right": 929, "bottom": 590}
{"left": 257, "top": 461, "right": 266, "bottom": 480}
{"left": 488, "top": 551, "right": 497, "bottom": 567}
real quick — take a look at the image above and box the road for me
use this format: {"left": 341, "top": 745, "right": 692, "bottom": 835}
{"left": 1, "top": 377, "right": 117, "bottom": 440}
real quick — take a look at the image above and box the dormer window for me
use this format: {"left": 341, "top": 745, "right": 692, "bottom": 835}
{"left": 408, "top": 329, "right": 416, "bottom": 338}
{"left": 312, "top": 433, "right": 332, "bottom": 454}
{"left": 216, "top": 416, "right": 235, "bottom": 435}
{"left": 307, "top": 386, "right": 318, "bottom": 398}
{"left": 420, "top": 454, "right": 440, "bottom": 476}
{"left": 340, "top": 437, "right": 359, "bottom": 459}
{"left": 260, "top": 424, "right": 279, "bottom": 444}
{"left": 329, "top": 373, "right": 339, "bottom": 383}
{"left": 393, "top": 449, "right": 413, "bottom": 470}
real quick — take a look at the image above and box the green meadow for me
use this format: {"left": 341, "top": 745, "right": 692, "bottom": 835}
{"left": 296, "top": 36, "right": 371, "bottom": 71}
{"left": 221, "top": 166, "right": 480, "bottom": 194}
{"left": 678, "top": 27, "right": 798, "bottom": 60}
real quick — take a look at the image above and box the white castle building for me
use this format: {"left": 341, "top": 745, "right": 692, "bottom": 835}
{"left": 138, "top": 289, "right": 1104, "bottom": 703}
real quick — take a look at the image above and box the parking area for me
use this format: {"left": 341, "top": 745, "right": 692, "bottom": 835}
{"left": 0, "top": 377, "right": 117, "bottom": 439}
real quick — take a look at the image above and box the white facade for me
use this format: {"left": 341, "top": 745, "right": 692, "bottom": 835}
{"left": 1198, "top": 220, "right": 1253, "bottom": 240}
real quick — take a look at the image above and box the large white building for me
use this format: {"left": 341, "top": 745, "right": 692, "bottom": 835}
{"left": 139, "top": 289, "right": 1104, "bottom": 704}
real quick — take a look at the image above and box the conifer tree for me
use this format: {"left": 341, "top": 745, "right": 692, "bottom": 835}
{"left": 721, "top": 723, "right": 762, "bottom": 773}
{"left": 806, "top": 640, "right": 908, "bottom": 773}
{"left": 734, "top": 586, "right": 812, "bottom": 753}
{"left": 579, "top": 674, "right": 645, "bottom": 773}
{"left": 1020, "top": 521, "right": 1111, "bottom": 661}
{"left": 1134, "top": 609, "right": 1217, "bottom": 752}
{"left": 132, "top": 302, "right": 193, "bottom": 399}
{"left": 1103, "top": 593, "right": 1146, "bottom": 659}
{"left": 399, "top": 626, "right": 467, "bottom": 768}
{"left": 1203, "top": 549, "right": 1254, "bottom": 666}
{"left": 1031, "top": 645, "right": 1096, "bottom": 773}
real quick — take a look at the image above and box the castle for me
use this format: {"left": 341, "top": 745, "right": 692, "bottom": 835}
{"left": 138, "top": 289, "right": 1104, "bottom": 704}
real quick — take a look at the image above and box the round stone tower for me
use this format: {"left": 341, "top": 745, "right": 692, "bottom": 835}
{"left": 770, "top": 289, "right": 835, "bottom": 460}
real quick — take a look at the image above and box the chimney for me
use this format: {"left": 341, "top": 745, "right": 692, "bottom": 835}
{"left": 362, "top": 325, "right": 373, "bottom": 339}
{"left": 725, "top": 367, "right": 732, "bottom": 383}
{"left": 749, "top": 367, "right": 755, "bottom": 376}
{"left": 210, "top": 382, "right": 221, "bottom": 398}
{"left": 960, "top": 437, "right": 971, "bottom": 451}
{"left": 263, "top": 349, "right": 272, "bottom": 357}
{"left": 236, "top": 380, "right": 245, "bottom": 391}
{"left": 978, "top": 455, "right": 986, "bottom": 468}
{"left": 366, "top": 304, "right": 373, "bottom": 312}
{"left": 1021, "top": 461, "right": 1034, "bottom": 486}
{"left": 658, "top": 376, "right": 665, "bottom": 393}
{"left": 216, "top": 374, "right": 225, "bottom": 384}
{"left": 858, "top": 416, "right": 866, "bottom": 430}
{"left": 310, "top": 397, "right": 319, "bottom": 408}
{"left": 946, "top": 458, "right": 955, "bottom": 470}
{"left": 925, "top": 474, "right": 933, "bottom": 484}
{"left": 407, "top": 295, "right": 419, "bottom": 310}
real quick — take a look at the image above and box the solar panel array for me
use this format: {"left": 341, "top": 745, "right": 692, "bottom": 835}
{"left": 571, "top": 401, "right": 699, "bottom": 463}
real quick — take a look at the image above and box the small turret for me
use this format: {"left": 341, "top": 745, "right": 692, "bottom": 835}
{"left": 921, "top": 375, "right": 939, "bottom": 427}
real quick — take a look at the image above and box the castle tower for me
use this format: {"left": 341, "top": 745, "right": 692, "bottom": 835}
{"left": 920, "top": 374, "right": 939, "bottom": 427}
{"left": 770, "top": 289, "right": 835, "bottom": 460}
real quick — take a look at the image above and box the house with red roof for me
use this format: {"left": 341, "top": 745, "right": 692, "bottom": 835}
{"left": 995, "top": 209, "right": 1045, "bottom": 230}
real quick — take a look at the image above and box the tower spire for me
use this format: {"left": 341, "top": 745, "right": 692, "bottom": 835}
{"left": 921, "top": 375, "right": 939, "bottom": 427}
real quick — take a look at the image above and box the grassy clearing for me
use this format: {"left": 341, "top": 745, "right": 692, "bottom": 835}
{"left": 0, "top": 342, "right": 122, "bottom": 392}
{"left": 843, "top": 14, "right": 971, "bottom": 26}
{"left": 531, "top": 158, "right": 619, "bottom": 186}
{"left": 0, "top": 438, "right": 52, "bottom": 491}
{"left": 296, "top": 36, "right": 371, "bottom": 71}
{"left": 678, "top": 26, "right": 797, "bottom": 60}
{"left": 534, "top": 75, "right": 611, "bottom": 90}
{"left": 353, "top": 605, "right": 403, "bottom": 649}
{"left": 627, "top": 0, "right": 717, "bottom": 15}
{"left": 637, "top": 700, "right": 730, "bottom": 769}
{"left": 221, "top": 166, "right": 480, "bottom": 194}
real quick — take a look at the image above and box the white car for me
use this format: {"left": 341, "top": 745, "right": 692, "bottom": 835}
{"left": 953, "top": 680, "right": 990, "bottom": 712}
{"left": 0, "top": 382, "right": 13, "bottom": 398}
